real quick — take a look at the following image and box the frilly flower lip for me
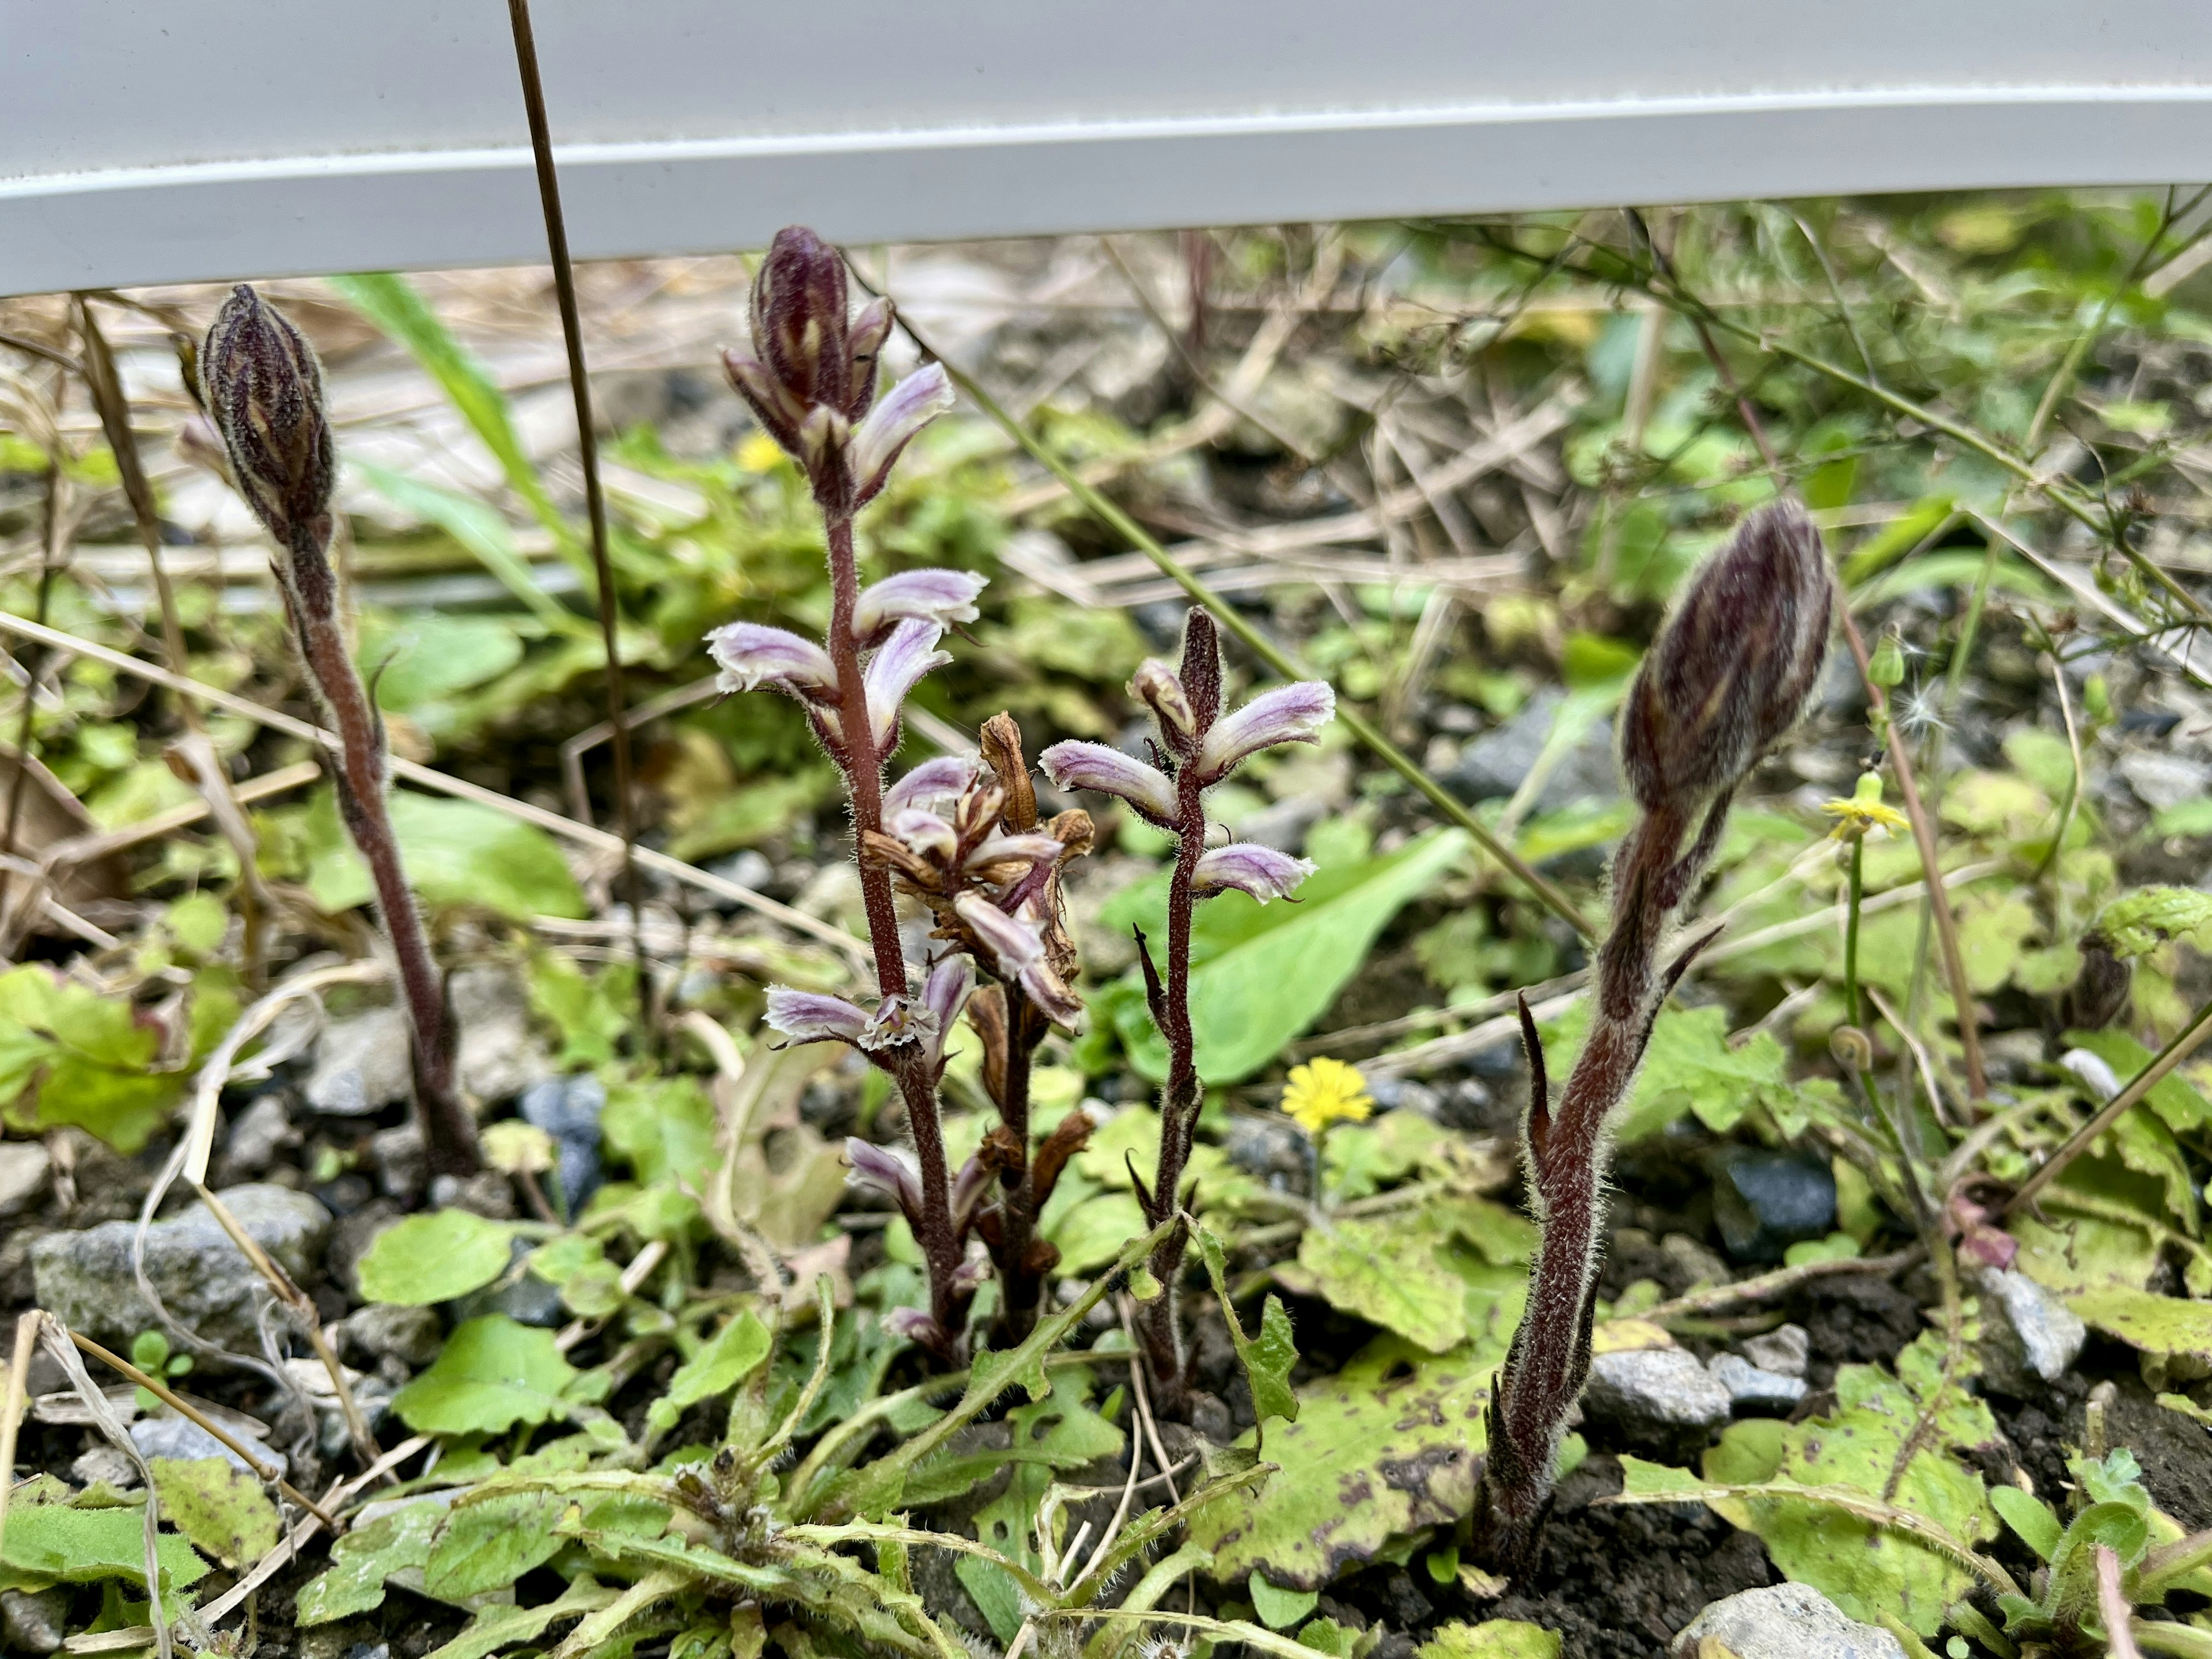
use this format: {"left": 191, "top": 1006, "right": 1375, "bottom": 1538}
{"left": 953, "top": 892, "right": 1085, "bottom": 1029}
{"left": 859, "top": 994, "right": 942, "bottom": 1056}
{"left": 853, "top": 567, "right": 986, "bottom": 645}
{"left": 764, "top": 987, "right": 870, "bottom": 1045}
{"left": 851, "top": 363, "right": 956, "bottom": 507}
{"left": 863, "top": 620, "right": 953, "bottom": 751}
{"left": 706, "top": 622, "right": 836, "bottom": 699}
{"left": 1198, "top": 681, "right": 1336, "bottom": 779}
{"left": 1038, "top": 740, "right": 1179, "bottom": 825}
{"left": 1191, "top": 843, "right": 1316, "bottom": 903}
{"left": 885, "top": 755, "right": 978, "bottom": 816}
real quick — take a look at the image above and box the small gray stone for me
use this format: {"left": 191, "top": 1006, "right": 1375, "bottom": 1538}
{"left": 0, "top": 1139, "right": 50, "bottom": 1217}
{"left": 218, "top": 1094, "right": 297, "bottom": 1179}
{"left": 370, "top": 1122, "right": 427, "bottom": 1202}
{"left": 306, "top": 1007, "right": 414, "bottom": 1117}
{"left": 342, "top": 1302, "right": 444, "bottom": 1369}
{"left": 1710, "top": 1351, "right": 1809, "bottom": 1412}
{"left": 1582, "top": 1347, "right": 1733, "bottom": 1444}
{"left": 1672, "top": 1582, "right": 1906, "bottom": 1659}
{"left": 1712, "top": 1150, "right": 1836, "bottom": 1264}
{"left": 2119, "top": 751, "right": 2212, "bottom": 813}
{"left": 1741, "top": 1323, "right": 1810, "bottom": 1379}
{"left": 1446, "top": 690, "right": 1620, "bottom": 811}
{"left": 1975, "top": 1266, "right": 2087, "bottom": 1394}
{"left": 31, "top": 1183, "right": 331, "bottom": 1348}
{"left": 520, "top": 1075, "right": 604, "bottom": 1211}
{"left": 706, "top": 849, "right": 774, "bottom": 893}
{"left": 1, "top": 1588, "right": 69, "bottom": 1654}
{"left": 1222, "top": 1113, "right": 1308, "bottom": 1181}
{"left": 451, "top": 966, "right": 550, "bottom": 1105}
{"left": 70, "top": 1444, "right": 138, "bottom": 1490}
{"left": 131, "top": 1413, "right": 285, "bottom": 1475}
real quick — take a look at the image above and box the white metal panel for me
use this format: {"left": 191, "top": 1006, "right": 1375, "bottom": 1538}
{"left": 4, "top": 1, "right": 2211, "bottom": 295}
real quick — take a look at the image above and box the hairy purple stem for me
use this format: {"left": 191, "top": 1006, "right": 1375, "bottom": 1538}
{"left": 289, "top": 527, "right": 478, "bottom": 1176}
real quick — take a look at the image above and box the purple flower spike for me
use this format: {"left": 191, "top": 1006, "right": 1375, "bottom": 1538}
{"left": 765, "top": 988, "right": 871, "bottom": 1046}
{"left": 707, "top": 622, "right": 836, "bottom": 699}
{"left": 845, "top": 1137, "right": 922, "bottom": 1217}
{"left": 851, "top": 364, "right": 955, "bottom": 506}
{"left": 885, "top": 755, "right": 978, "bottom": 815}
{"left": 863, "top": 620, "right": 952, "bottom": 751}
{"left": 954, "top": 893, "right": 1086, "bottom": 1029}
{"left": 1198, "top": 681, "right": 1336, "bottom": 779}
{"left": 1192, "top": 843, "right": 1317, "bottom": 903}
{"left": 1038, "top": 740, "right": 1179, "bottom": 826}
{"left": 854, "top": 567, "right": 987, "bottom": 644}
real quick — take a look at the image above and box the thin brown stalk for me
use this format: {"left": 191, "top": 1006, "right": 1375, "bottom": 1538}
{"left": 1640, "top": 1247, "right": 1922, "bottom": 1322}
{"left": 2006, "top": 991, "right": 2212, "bottom": 1215}
{"left": 0, "top": 1310, "right": 36, "bottom": 1556}
{"left": 503, "top": 0, "right": 649, "bottom": 1039}
{"left": 65, "top": 1328, "right": 334, "bottom": 1527}
{"left": 0, "top": 378, "right": 69, "bottom": 949}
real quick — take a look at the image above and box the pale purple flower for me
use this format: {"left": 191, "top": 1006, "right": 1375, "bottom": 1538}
{"left": 764, "top": 987, "right": 870, "bottom": 1045}
{"left": 965, "top": 833, "right": 1064, "bottom": 874}
{"left": 706, "top": 622, "right": 836, "bottom": 699}
{"left": 1129, "top": 659, "right": 1195, "bottom": 745}
{"left": 1198, "top": 681, "right": 1335, "bottom": 779}
{"left": 882, "top": 1306, "right": 948, "bottom": 1348}
{"left": 851, "top": 363, "right": 955, "bottom": 506}
{"left": 887, "top": 807, "right": 960, "bottom": 863}
{"left": 1038, "top": 740, "right": 1180, "bottom": 826}
{"left": 920, "top": 953, "right": 974, "bottom": 1037}
{"left": 863, "top": 620, "right": 952, "bottom": 752}
{"left": 953, "top": 892, "right": 1085, "bottom": 1028}
{"left": 950, "top": 1157, "right": 995, "bottom": 1232}
{"left": 1192, "top": 843, "right": 1316, "bottom": 903}
{"left": 846, "top": 1138, "right": 921, "bottom": 1217}
{"left": 853, "top": 568, "right": 986, "bottom": 644}
{"left": 859, "top": 993, "right": 943, "bottom": 1056}
{"left": 885, "top": 755, "right": 977, "bottom": 815}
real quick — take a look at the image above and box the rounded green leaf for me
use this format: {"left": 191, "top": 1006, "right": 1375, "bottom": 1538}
{"left": 357, "top": 1209, "right": 518, "bottom": 1305}
{"left": 391, "top": 1315, "right": 578, "bottom": 1435}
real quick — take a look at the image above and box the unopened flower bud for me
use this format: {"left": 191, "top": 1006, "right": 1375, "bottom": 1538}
{"left": 1130, "top": 660, "right": 1196, "bottom": 749}
{"left": 1618, "top": 499, "right": 1832, "bottom": 817}
{"left": 201, "top": 284, "right": 337, "bottom": 575}
{"left": 2062, "top": 931, "right": 2133, "bottom": 1031}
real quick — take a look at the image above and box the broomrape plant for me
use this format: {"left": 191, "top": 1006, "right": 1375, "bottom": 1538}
{"left": 1468, "top": 499, "right": 1832, "bottom": 1573}
{"left": 1041, "top": 608, "right": 1334, "bottom": 1412}
{"left": 200, "top": 286, "right": 481, "bottom": 1176}
{"left": 711, "top": 227, "right": 1106, "bottom": 1357}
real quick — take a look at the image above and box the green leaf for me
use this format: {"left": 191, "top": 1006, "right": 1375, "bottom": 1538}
{"left": 353, "top": 459, "right": 577, "bottom": 631}
{"left": 357, "top": 1209, "right": 520, "bottom": 1305}
{"left": 1248, "top": 1572, "right": 1321, "bottom": 1629}
{"left": 2064, "top": 1028, "right": 2212, "bottom": 1134}
{"left": 2013, "top": 1156, "right": 2165, "bottom": 1293}
{"left": 1417, "top": 1622, "right": 1563, "bottom": 1659}
{"left": 1185, "top": 1338, "right": 1493, "bottom": 1589}
{"left": 305, "top": 787, "right": 586, "bottom": 922}
{"left": 392, "top": 1316, "right": 580, "bottom": 1435}
{"left": 2068, "top": 1286, "right": 2212, "bottom": 1366}
{"left": 147, "top": 1456, "right": 280, "bottom": 1568}
{"left": 1286, "top": 1198, "right": 1535, "bottom": 1354}
{"left": 422, "top": 1491, "right": 569, "bottom": 1600}
{"left": 296, "top": 1501, "right": 441, "bottom": 1624}
{"left": 0, "top": 1503, "right": 209, "bottom": 1593}
{"left": 1046, "top": 1191, "right": 1150, "bottom": 1275}
{"left": 425, "top": 1574, "right": 621, "bottom": 1659}
{"left": 1105, "top": 830, "right": 1468, "bottom": 1084}
{"left": 1323, "top": 1111, "right": 1449, "bottom": 1203}
{"left": 647, "top": 1309, "right": 772, "bottom": 1433}
{"left": 1196, "top": 1225, "right": 1300, "bottom": 1424}
{"left": 1539, "top": 1003, "right": 1791, "bottom": 1141}
{"left": 1989, "top": 1486, "right": 2063, "bottom": 1561}
{"left": 2098, "top": 887, "right": 2212, "bottom": 959}
{"left": 358, "top": 612, "right": 527, "bottom": 714}
{"left": 329, "top": 274, "right": 570, "bottom": 548}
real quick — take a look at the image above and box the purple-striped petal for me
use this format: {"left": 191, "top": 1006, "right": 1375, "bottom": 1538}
{"left": 1037, "top": 741, "right": 1179, "bottom": 825}
{"left": 844, "top": 1137, "right": 922, "bottom": 1217}
{"left": 765, "top": 987, "right": 870, "bottom": 1045}
{"left": 721, "top": 350, "right": 805, "bottom": 456}
{"left": 964, "top": 833, "right": 1064, "bottom": 873}
{"left": 706, "top": 622, "right": 836, "bottom": 698}
{"left": 851, "top": 363, "right": 955, "bottom": 505}
{"left": 921, "top": 953, "right": 974, "bottom": 1039}
{"left": 1129, "top": 659, "right": 1195, "bottom": 747}
{"left": 887, "top": 808, "right": 959, "bottom": 863}
{"left": 1192, "top": 843, "right": 1316, "bottom": 903}
{"left": 954, "top": 891, "right": 1045, "bottom": 980}
{"left": 863, "top": 620, "right": 952, "bottom": 751}
{"left": 854, "top": 569, "right": 987, "bottom": 644}
{"left": 950, "top": 1154, "right": 994, "bottom": 1231}
{"left": 885, "top": 755, "right": 978, "bottom": 816}
{"left": 1198, "top": 681, "right": 1336, "bottom": 778}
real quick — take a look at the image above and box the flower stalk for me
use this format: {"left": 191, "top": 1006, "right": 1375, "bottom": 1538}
{"left": 1043, "top": 609, "right": 1331, "bottom": 1411}
{"left": 201, "top": 286, "right": 480, "bottom": 1176}
{"left": 1469, "top": 500, "right": 1832, "bottom": 1573}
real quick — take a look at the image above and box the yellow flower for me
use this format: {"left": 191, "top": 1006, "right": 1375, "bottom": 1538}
{"left": 1821, "top": 796, "right": 1909, "bottom": 840}
{"left": 736, "top": 431, "right": 787, "bottom": 472}
{"left": 1281, "top": 1056, "right": 1375, "bottom": 1135}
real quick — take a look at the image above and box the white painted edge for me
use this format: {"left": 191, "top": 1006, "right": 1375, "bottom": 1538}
{"left": 7, "top": 82, "right": 2212, "bottom": 296}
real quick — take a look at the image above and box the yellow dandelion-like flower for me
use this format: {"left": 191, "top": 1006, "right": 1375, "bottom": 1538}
{"left": 1821, "top": 773, "right": 1909, "bottom": 842}
{"left": 1280, "top": 1056, "right": 1375, "bottom": 1135}
{"left": 736, "top": 431, "right": 787, "bottom": 473}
